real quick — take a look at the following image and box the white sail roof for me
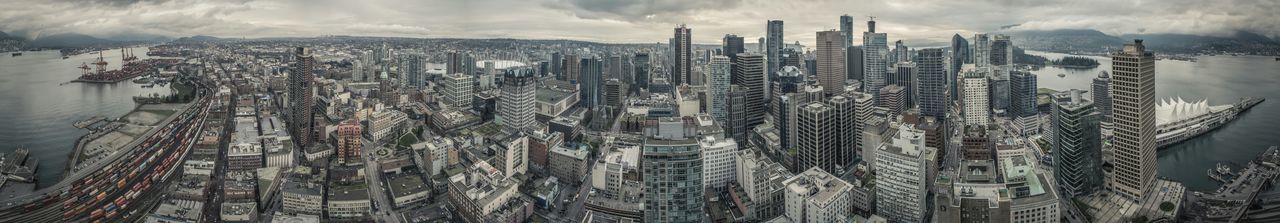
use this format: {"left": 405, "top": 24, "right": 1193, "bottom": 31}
{"left": 1156, "top": 97, "right": 1211, "bottom": 124}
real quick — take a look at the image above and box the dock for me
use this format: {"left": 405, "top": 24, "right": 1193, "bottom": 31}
{"left": 1180, "top": 146, "right": 1280, "bottom": 222}
{"left": 72, "top": 116, "right": 107, "bottom": 129}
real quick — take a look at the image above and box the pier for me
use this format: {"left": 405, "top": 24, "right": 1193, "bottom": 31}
{"left": 71, "top": 116, "right": 106, "bottom": 129}
{"left": 1180, "top": 146, "right": 1280, "bottom": 222}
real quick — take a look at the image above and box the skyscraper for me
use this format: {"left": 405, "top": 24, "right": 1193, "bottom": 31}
{"left": 840, "top": 15, "right": 854, "bottom": 47}
{"left": 917, "top": 48, "right": 949, "bottom": 118}
{"left": 766, "top": 20, "right": 785, "bottom": 79}
{"left": 863, "top": 19, "right": 889, "bottom": 103}
{"left": 1092, "top": 71, "right": 1112, "bottom": 120}
{"left": 848, "top": 46, "right": 864, "bottom": 82}
{"left": 580, "top": 57, "right": 603, "bottom": 108}
{"left": 288, "top": 47, "right": 316, "bottom": 147}
{"left": 442, "top": 72, "right": 473, "bottom": 109}
{"left": 673, "top": 24, "right": 692, "bottom": 86}
{"left": 893, "top": 61, "right": 917, "bottom": 108}
{"left": 723, "top": 34, "right": 745, "bottom": 60}
{"left": 564, "top": 54, "right": 581, "bottom": 82}
{"left": 828, "top": 94, "right": 861, "bottom": 169}
{"left": 1052, "top": 89, "right": 1104, "bottom": 197}
{"left": 990, "top": 35, "right": 1012, "bottom": 66}
{"left": 797, "top": 102, "right": 838, "bottom": 173}
{"left": 963, "top": 67, "right": 990, "bottom": 127}
{"left": 551, "top": 52, "right": 563, "bottom": 78}
{"left": 733, "top": 53, "right": 767, "bottom": 129}
{"left": 1108, "top": 40, "right": 1157, "bottom": 201}
{"left": 499, "top": 69, "right": 536, "bottom": 130}
{"left": 816, "top": 30, "right": 847, "bottom": 96}
{"left": 708, "top": 56, "right": 732, "bottom": 124}
{"left": 642, "top": 117, "right": 704, "bottom": 223}
{"left": 950, "top": 34, "right": 970, "bottom": 101}
{"left": 401, "top": 53, "right": 424, "bottom": 89}
{"left": 634, "top": 53, "right": 651, "bottom": 91}
{"left": 972, "top": 34, "right": 991, "bottom": 67}
{"left": 875, "top": 124, "right": 936, "bottom": 223}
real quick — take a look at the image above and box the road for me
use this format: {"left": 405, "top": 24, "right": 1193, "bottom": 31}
{"left": 362, "top": 137, "right": 400, "bottom": 223}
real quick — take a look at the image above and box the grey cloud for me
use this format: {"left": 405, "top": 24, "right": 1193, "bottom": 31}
{"left": 544, "top": 0, "right": 745, "bottom": 23}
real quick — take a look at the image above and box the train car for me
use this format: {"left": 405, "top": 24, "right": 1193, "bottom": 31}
{"left": 90, "top": 209, "right": 103, "bottom": 219}
{"left": 103, "top": 203, "right": 115, "bottom": 213}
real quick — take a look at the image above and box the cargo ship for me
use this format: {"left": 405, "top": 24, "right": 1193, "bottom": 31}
{"left": 71, "top": 49, "right": 155, "bottom": 84}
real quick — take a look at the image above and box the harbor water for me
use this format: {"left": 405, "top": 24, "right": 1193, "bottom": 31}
{"left": 1028, "top": 51, "right": 1280, "bottom": 191}
{"left": 0, "top": 48, "right": 168, "bottom": 187}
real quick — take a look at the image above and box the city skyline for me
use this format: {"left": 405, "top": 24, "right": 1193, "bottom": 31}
{"left": 2, "top": 0, "right": 1279, "bottom": 45}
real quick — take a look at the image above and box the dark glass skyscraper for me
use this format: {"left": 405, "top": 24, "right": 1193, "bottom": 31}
{"left": 917, "top": 48, "right": 948, "bottom": 118}
{"left": 579, "top": 57, "right": 603, "bottom": 108}
{"left": 840, "top": 14, "right": 854, "bottom": 47}
{"left": 950, "top": 34, "right": 970, "bottom": 101}
{"left": 288, "top": 47, "right": 316, "bottom": 148}
{"left": 766, "top": 20, "right": 784, "bottom": 80}
{"left": 722, "top": 34, "right": 744, "bottom": 60}
{"left": 1010, "top": 71, "right": 1038, "bottom": 118}
{"left": 1052, "top": 89, "right": 1103, "bottom": 197}
{"left": 673, "top": 24, "right": 692, "bottom": 86}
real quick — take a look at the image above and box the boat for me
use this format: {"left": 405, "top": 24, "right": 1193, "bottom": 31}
{"left": 1274, "top": 57, "right": 1278, "bottom": 61}
{"left": 1057, "top": 73, "right": 1066, "bottom": 78}
{"left": 63, "top": 56, "right": 70, "bottom": 59}
{"left": 132, "top": 77, "right": 153, "bottom": 84}
{"left": 10, "top": 52, "right": 20, "bottom": 57}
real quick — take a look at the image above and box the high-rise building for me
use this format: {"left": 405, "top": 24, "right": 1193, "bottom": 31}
{"left": 767, "top": 20, "right": 785, "bottom": 79}
{"left": 709, "top": 55, "right": 732, "bottom": 122}
{"left": 917, "top": 48, "right": 949, "bottom": 118}
{"left": 893, "top": 40, "right": 910, "bottom": 63}
{"left": 723, "top": 34, "right": 745, "bottom": 60}
{"left": 499, "top": 69, "right": 537, "bottom": 130}
{"left": 893, "top": 61, "right": 917, "bottom": 108}
{"left": 879, "top": 85, "right": 907, "bottom": 115}
{"left": 840, "top": 15, "right": 855, "bottom": 47}
{"left": 551, "top": 52, "right": 563, "bottom": 78}
{"left": 963, "top": 67, "right": 991, "bottom": 127}
{"left": 673, "top": 24, "right": 693, "bottom": 86}
{"left": 828, "top": 95, "right": 860, "bottom": 168}
{"left": 564, "top": 54, "right": 581, "bottom": 82}
{"left": 863, "top": 19, "right": 889, "bottom": 102}
{"left": 733, "top": 53, "right": 767, "bottom": 129}
{"left": 442, "top": 73, "right": 473, "bottom": 109}
{"left": 972, "top": 34, "right": 991, "bottom": 67}
{"left": 796, "top": 102, "right": 839, "bottom": 173}
{"left": 1092, "top": 71, "right": 1112, "bottom": 120}
{"left": 1010, "top": 71, "right": 1038, "bottom": 118}
{"left": 848, "top": 46, "right": 864, "bottom": 82}
{"left": 851, "top": 92, "right": 876, "bottom": 159}
{"left": 634, "top": 53, "right": 651, "bottom": 91}
{"left": 700, "top": 136, "right": 738, "bottom": 191}
{"left": 1052, "top": 89, "right": 1104, "bottom": 197}
{"left": 1108, "top": 40, "right": 1157, "bottom": 201}
{"left": 401, "top": 53, "right": 424, "bottom": 89}
{"left": 336, "top": 118, "right": 362, "bottom": 165}
{"left": 1011, "top": 71, "right": 1039, "bottom": 136}
{"left": 951, "top": 34, "right": 971, "bottom": 101}
{"left": 990, "top": 34, "right": 1012, "bottom": 66}
{"left": 288, "top": 47, "right": 316, "bottom": 147}
{"left": 874, "top": 124, "right": 936, "bottom": 223}
{"left": 817, "top": 30, "right": 847, "bottom": 96}
{"left": 782, "top": 167, "right": 853, "bottom": 223}
{"left": 580, "top": 57, "right": 603, "bottom": 108}
{"left": 724, "top": 85, "right": 750, "bottom": 144}
{"left": 642, "top": 118, "right": 704, "bottom": 223}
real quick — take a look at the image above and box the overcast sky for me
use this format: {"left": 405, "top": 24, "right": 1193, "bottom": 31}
{"left": 2, "top": 0, "right": 1277, "bottom": 45}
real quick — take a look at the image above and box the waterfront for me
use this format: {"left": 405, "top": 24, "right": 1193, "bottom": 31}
{"left": 1028, "top": 51, "right": 1280, "bottom": 191}
{"left": 0, "top": 47, "right": 168, "bottom": 187}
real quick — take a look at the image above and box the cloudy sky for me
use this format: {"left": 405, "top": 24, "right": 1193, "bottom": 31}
{"left": 1, "top": 0, "right": 1277, "bottom": 45}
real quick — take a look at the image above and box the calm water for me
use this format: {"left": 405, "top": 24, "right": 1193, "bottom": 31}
{"left": 1028, "top": 51, "right": 1280, "bottom": 191}
{"left": 0, "top": 48, "right": 168, "bottom": 187}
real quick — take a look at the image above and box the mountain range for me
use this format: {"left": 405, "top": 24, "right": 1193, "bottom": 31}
{"left": 997, "top": 28, "right": 1280, "bottom": 54}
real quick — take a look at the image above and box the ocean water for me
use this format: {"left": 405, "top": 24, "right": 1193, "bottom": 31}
{"left": 0, "top": 48, "right": 169, "bottom": 187}
{"left": 1028, "top": 51, "right": 1280, "bottom": 191}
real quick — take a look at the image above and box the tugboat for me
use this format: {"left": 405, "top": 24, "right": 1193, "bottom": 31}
{"left": 10, "top": 52, "right": 20, "bottom": 57}
{"left": 1057, "top": 73, "right": 1066, "bottom": 78}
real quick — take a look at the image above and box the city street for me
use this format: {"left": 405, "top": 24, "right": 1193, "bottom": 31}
{"left": 362, "top": 137, "right": 400, "bottom": 223}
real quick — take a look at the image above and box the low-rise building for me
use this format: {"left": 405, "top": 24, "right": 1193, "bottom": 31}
{"left": 447, "top": 161, "right": 522, "bottom": 223}
{"left": 549, "top": 144, "right": 590, "bottom": 186}
{"left": 327, "top": 183, "right": 372, "bottom": 218}
{"left": 220, "top": 200, "right": 258, "bottom": 223}
{"left": 388, "top": 174, "right": 431, "bottom": 208}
